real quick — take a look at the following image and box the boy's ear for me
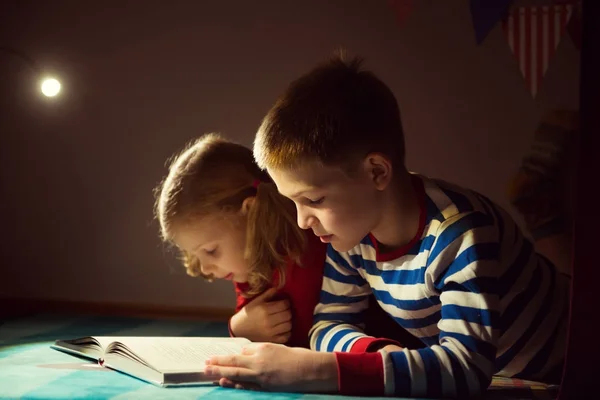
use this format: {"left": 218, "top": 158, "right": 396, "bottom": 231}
{"left": 362, "top": 153, "right": 393, "bottom": 191}
{"left": 240, "top": 196, "right": 256, "bottom": 216}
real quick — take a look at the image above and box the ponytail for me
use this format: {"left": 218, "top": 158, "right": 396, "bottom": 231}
{"left": 243, "top": 178, "right": 306, "bottom": 297}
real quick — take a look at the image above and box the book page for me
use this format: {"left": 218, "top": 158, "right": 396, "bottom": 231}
{"left": 106, "top": 337, "right": 249, "bottom": 372}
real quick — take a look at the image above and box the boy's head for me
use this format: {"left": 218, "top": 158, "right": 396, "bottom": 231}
{"left": 254, "top": 53, "right": 408, "bottom": 252}
{"left": 155, "top": 133, "right": 305, "bottom": 296}
{"left": 254, "top": 53, "right": 405, "bottom": 172}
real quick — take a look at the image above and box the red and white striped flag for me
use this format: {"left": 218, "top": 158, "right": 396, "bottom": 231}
{"left": 502, "top": 4, "right": 573, "bottom": 98}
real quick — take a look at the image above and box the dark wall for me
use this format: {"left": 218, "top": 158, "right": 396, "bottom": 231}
{"left": 0, "top": 0, "right": 579, "bottom": 310}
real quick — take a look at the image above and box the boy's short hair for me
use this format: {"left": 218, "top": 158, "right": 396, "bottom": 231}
{"left": 254, "top": 52, "right": 405, "bottom": 173}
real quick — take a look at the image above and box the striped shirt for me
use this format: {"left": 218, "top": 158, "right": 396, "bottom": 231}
{"left": 309, "top": 174, "right": 569, "bottom": 398}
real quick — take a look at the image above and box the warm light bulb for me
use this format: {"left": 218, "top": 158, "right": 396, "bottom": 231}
{"left": 41, "top": 78, "right": 61, "bottom": 97}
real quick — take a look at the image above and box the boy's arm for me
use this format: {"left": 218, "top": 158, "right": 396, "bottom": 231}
{"left": 309, "top": 245, "right": 403, "bottom": 353}
{"left": 332, "top": 213, "right": 502, "bottom": 397}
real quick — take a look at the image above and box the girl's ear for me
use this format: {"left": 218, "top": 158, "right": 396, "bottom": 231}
{"left": 240, "top": 196, "right": 257, "bottom": 216}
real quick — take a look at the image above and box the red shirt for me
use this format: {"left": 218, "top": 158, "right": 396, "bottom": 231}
{"left": 230, "top": 231, "right": 326, "bottom": 348}
{"left": 228, "top": 231, "right": 425, "bottom": 349}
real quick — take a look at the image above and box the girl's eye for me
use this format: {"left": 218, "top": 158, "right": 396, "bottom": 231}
{"left": 308, "top": 197, "right": 325, "bottom": 205}
{"left": 204, "top": 247, "right": 218, "bottom": 256}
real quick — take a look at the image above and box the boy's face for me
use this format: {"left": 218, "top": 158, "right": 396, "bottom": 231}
{"left": 269, "top": 160, "right": 383, "bottom": 252}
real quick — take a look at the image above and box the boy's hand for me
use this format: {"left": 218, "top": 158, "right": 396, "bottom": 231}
{"left": 205, "top": 343, "right": 338, "bottom": 393}
{"left": 230, "top": 288, "right": 292, "bottom": 344}
{"left": 380, "top": 344, "right": 404, "bottom": 353}
{"left": 367, "top": 341, "right": 404, "bottom": 353}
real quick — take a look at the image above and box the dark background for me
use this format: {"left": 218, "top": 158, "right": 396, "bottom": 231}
{"left": 0, "top": 0, "right": 580, "bottom": 313}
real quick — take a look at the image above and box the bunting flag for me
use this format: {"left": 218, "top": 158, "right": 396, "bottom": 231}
{"left": 388, "top": 0, "right": 414, "bottom": 27}
{"left": 566, "top": 1, "right": 582, "bottom": 50}
{"left": 502, "top": 4, "right": 573, "bottom": 98}
{"left": 553, "top": 0, "right": 582, "bottom": 50}
{"left": 470, "top": 0, "right": 515, "bottom": 44}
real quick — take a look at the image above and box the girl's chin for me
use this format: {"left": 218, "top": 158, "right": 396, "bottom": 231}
{"left": 232, "top": 275, "right": 248, "bottom": 284}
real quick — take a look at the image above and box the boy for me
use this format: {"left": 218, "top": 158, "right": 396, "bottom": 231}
{"left": 205, "top": 54, "right": 574, "bottom": 398}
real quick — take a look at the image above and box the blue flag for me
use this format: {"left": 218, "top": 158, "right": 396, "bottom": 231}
{"left": 470, "top": 0, "right": 515, "bottom": 44}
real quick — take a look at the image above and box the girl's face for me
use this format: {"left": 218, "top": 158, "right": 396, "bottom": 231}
{"left": 173, "top": 212, "right": 250, "bottom": 283}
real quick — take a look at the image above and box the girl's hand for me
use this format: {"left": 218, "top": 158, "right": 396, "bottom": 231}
{"left": 230, "top": 288, "right": 292, "bottom": 343}
{"left": 205, "top": 343, "right": 338, "bottom": 393}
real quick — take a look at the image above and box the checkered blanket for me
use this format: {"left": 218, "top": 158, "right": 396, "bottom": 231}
{"left": 0, "top": 314, "right": 558, "bottom": 399}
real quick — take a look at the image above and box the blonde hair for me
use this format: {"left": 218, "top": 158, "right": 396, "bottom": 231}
{"left": 254, "top": 52, "right": 405, "bottom": 173}
{"left": 155, "top": 133, "right": 306, "bottom": 296}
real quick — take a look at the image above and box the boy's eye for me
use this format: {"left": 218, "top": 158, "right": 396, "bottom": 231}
{"left": 308, "top": 197, "right": 325, "bottom": 205}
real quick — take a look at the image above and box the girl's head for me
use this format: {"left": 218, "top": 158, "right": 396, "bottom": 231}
{"left": 155, "top": 133, "right": 305, "bottom": 296}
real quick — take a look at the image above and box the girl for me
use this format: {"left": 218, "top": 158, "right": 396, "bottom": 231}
{"left": 154, "top": 133, "right": 422, "bottom": 348}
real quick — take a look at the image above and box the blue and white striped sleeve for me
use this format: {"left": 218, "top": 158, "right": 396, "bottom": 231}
{"left": 380, "top": 212, "right": 501, "bottom": 398}
{"left": 308, "top": 245, "right": 374, "bottom": 352}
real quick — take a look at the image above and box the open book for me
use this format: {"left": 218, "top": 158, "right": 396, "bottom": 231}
{"left": 51, "top": 336, "right": 250, "bottom": 387}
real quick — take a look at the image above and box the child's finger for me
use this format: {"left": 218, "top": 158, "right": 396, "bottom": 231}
{"left": 205, "top": 365, "right": 257, "bottom": 382}
{"left": 269, "top": 309, "right": 292, "bottom": 327}
{"left": 254, "top": 288, "right": 278, "bottom": 303}
{"left": 272, "top": 331, "right": 291, "bottom": 344}
{"left": 272, "top": 320, "right": 292, "bottom": 336}
{"left": 219, "top": 377, "right": 262, "bottom": 391}
{"left": 267, "top": 299, "right": 290, "bottom": 314}
{"left": 241, "top": 345, "right": 259, "bottom": 355}
{"left": 219, "top": 378, "right": 235, "bottom": 388}
{"left": 232, "top": 381, "right": 262, "bottom": 391}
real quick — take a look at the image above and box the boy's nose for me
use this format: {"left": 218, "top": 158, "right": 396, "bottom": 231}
{"left": 297, "top": 206, "right": 315, "bottom": 230}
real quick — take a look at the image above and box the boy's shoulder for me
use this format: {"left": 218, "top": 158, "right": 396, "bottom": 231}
{"left": 327, "top": 173, "right": 521, "bottom": 262}
{"left": 413, "top": 172, "right": 508, "bottom": 227}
